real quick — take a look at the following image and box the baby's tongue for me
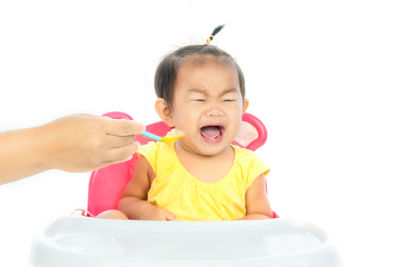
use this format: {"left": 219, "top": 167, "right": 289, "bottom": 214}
{"left": 201, "top": 126, "right": 220, "bottom": 140}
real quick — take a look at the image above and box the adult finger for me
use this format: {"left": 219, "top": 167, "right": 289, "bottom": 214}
{"left": 104, "top": 119, "right": 145, "bottom": 137}
{"left": 104, "top": 141, "right": 141, "bottom": 163}
{"left": 103, "top": 134, "right": 136, "bottom": 149}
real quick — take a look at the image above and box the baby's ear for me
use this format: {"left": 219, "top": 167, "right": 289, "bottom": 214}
{"left": 155, "top": 98, "right": 174, "bottom": 127}
{"left": 242, "top": 98, "right": 249, "bottom": 114}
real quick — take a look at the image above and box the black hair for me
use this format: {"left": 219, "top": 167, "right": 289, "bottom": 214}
{"left": 154, "top": 44, "right": 245, "bottom": 108}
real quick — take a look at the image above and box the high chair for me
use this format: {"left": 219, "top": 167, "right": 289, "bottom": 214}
{"left": 87, "top": 111, "right": 278, "bottom": 218}
{"left": 31, "top": 112, "right": 341, "bottom": 267}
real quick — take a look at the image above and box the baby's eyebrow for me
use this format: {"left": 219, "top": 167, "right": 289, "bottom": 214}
{"left": 186, "top": 88, "right": 207, "bottom": 95}
{"left": 186, "top": 88, "right": 208, "bottom": 96}
{"left": 186, "top": 87, "right": 238, "bottom": 96}
{"left": 220, "top": 88, "right": 238, "bottom": 96}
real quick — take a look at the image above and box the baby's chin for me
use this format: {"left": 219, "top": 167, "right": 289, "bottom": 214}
{"left": 194, "top": 141, "right": 234, "bottom": 157}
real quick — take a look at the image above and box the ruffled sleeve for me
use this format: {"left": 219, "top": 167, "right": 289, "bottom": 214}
{"left": 137, "top": 141, "right": 160, "bottom": 173}
{"left": 236, "top": 147, "right": 270, "bottom": 191}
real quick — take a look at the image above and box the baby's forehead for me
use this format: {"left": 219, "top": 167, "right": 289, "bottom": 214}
{"left": 180, "top": 54, "right": 233, "bottom": 67}
{"left": 177, "top": 56, "right": 239, "bottom": 80}
{"left": 178, "top": 58, "right": 238, "bottom": 80}
{"left": 171, "top": 54, "right": 243, "bottom": 100}
{"left": 174, "top": 59, "right": 240, "bottom": 95}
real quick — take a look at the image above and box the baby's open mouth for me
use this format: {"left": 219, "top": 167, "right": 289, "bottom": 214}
{"left": 200, "top": 125, "right": 225, "bottom": 144}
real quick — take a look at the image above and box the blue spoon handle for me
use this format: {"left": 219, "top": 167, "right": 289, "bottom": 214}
{"left": 141, "top": 131, "right": 162, "bottom": 141}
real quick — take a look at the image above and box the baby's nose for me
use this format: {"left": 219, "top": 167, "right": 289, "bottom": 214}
{"left": 206, "top": 107, "right": 223, "bottom": 117}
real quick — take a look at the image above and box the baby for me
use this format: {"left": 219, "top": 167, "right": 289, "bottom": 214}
{"left": 99, "top": 26, "right": 273, "bottom": 221}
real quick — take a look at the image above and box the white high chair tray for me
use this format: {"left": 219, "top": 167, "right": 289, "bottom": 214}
{"left": 31, "top": 216, "right": 341, "bottom": 267}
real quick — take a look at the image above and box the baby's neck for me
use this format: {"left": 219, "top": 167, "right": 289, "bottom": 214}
{"left": 174, "top": 143, "right": 235, "bottom": 183}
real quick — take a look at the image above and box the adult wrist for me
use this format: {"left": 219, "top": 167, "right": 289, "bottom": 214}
{"left": 33, "top": 122, "right": 59, "bottom": 171}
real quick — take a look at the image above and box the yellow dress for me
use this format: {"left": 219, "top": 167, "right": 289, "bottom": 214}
{"left": 138, "top": 141, "right": 270, "bottom": 221}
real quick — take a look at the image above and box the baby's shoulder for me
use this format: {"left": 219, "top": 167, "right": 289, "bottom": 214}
{"left": 232, "top": 145, "right": 266, "bottom": 169}
{"left": 232, "top": 145, "right": 258, "bottom": 160}
{"left": 138, "top": 141, "right": 169, "bottom": 155}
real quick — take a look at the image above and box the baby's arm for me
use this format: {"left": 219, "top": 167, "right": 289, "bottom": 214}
{"left": 241, "top": 174, "right": 273, "bottom": 220}
{"left": 119, "top": 155, "right": 177, "bottom": 220}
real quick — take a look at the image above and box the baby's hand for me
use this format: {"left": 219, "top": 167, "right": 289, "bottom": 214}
{"left": 138, "top": 205, "right": 178, "bottom": 221}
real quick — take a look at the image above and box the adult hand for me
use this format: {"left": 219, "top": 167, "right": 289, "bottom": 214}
{"left": 0, "top": 114, "right": 144, "bottom": 184}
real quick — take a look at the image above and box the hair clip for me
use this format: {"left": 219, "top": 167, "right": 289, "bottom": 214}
{"left": 205, "top": 24, "right": 225, "bottom": 45}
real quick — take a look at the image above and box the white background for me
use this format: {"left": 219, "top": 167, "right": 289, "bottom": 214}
{"left": 1, "top": 1, "right": 399, "bottom": 266}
